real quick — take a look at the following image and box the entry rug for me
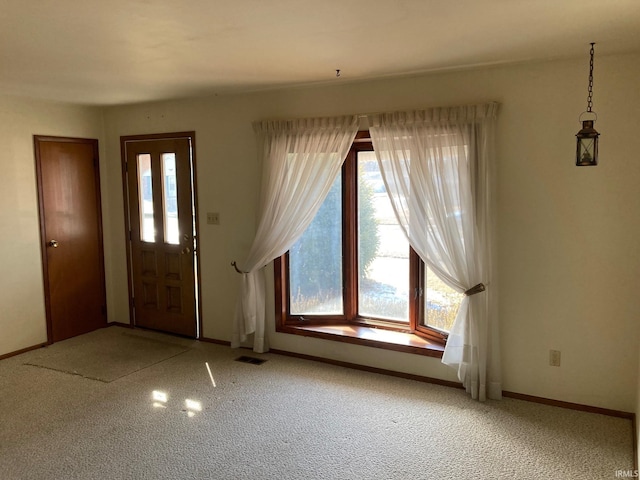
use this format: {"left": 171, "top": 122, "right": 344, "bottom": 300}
{"left": 24, "top": 330, "right": 189, "bottom": 382}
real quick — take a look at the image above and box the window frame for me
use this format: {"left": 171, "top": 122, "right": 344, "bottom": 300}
{"left": 274, "top": 131, "right": 449, "bottom": 354}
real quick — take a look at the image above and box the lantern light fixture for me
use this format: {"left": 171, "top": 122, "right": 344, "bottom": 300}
{"left": 576, "top": 43, "right": 599, "bottom": 166}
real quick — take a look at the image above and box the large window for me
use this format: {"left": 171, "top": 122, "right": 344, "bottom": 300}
{"left": 275, "top": 133, "right": 462, "bottom": 348}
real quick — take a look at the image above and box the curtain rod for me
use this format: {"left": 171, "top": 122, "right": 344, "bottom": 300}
{"left": 357, "top": 101, "right": 499, "bottom": 119}
{"left": 257, "top": 102, "right": 499, "bottom": 123}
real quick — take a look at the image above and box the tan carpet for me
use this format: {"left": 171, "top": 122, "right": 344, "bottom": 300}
{"left": 0, "top": 327, "right": 633, "bottom": 479}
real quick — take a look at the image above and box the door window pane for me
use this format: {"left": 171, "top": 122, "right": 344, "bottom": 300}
{"left": 289, "top": 174, "right": 343, "bottom": 315}
{"left": 358, "top": 151, "right": 409, "bottom": 322}
{"left": 137, "top": 154, "right": 155, "bottom": 243}
{"left": 162, "top": 153, "right": 179, "bottom": 245}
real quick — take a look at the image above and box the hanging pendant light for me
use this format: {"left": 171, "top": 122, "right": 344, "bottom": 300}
{"left": 576, "top": 43, "right": 599, "bottom": 166}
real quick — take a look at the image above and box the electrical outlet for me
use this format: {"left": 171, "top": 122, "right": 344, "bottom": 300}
{"left": 549, "top": 350, "right": 561, "bottom": 367}
{"left": 207, "top": 212, "right": 220, "bottom": 225}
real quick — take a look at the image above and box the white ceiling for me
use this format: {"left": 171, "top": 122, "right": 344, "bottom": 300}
{"left": 1, "top": 0, "right": 639, "bottom": 106}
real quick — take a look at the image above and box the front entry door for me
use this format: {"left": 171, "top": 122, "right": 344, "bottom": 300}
{"left": 35, "top": 136, "right": 107, "bottom": 342}
{"left": 122, "top": 134, "right": 198, "bottom": 337}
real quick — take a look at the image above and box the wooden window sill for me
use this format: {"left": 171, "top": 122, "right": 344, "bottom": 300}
{"left": 277, "top": 323, "right": 445, "bottom": 358}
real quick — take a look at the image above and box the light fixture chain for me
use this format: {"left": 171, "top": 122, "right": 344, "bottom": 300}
{"left": 587, "top": 43, "right": 595, "bottom": 113}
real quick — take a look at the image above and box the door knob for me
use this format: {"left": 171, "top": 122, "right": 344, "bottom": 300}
{"left": 181, "top": 246, "right": 191, "bottom": 254}
{"left": 48, "top": 240, "right": 59, "bottom": 248}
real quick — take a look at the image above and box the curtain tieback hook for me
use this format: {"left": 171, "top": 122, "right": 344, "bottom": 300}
{"left": 464, "top": 283, "right": 486, "bottom": 296}
{"left": 231, "top": 261, "right": 247, "bottom": 274}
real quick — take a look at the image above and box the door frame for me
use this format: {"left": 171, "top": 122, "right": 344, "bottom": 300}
{"left": 120, "top": 131, "right": 202, "bottom": 338}
{"left": 34, "top": 135, "right": 107, "bottom": 344}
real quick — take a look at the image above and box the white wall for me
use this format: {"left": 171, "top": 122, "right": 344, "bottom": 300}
{"left": 0, "top": 95, "right": 105, "bottom": 356}
{"left": 101, "top": 51, "right": 639, "bottom": 412}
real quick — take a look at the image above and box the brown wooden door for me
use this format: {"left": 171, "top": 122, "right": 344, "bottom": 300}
{"left": 35, "top": 136, "right": 107, "bottom": 343}
{"left": 123, "top": 136, "right": 197, "bottom": 337}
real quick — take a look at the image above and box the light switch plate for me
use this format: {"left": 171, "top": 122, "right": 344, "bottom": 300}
{"left": 207, "top": 212, "right": 220, "bottom": 225}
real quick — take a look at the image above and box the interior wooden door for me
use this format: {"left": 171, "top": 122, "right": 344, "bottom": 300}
{"left": 35, "top": 136, "right": 107, "bottom": 342}
{"left": 123, "top": 135, "right": 197, "bottom": 337}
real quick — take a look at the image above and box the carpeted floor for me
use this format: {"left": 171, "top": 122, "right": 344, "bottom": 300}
{"left": 0, "top": 327, "right": 633, "bottom": 479}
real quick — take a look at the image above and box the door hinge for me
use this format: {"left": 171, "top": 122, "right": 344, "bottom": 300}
{"left": 129, "top": 230, "right": 132, "bottom": 241}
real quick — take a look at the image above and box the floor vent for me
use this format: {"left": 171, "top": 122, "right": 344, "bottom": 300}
{"left": 235, "top": 355, "right": 267, "bottom": 365}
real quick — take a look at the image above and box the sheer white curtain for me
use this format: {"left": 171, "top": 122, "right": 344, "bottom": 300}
{"left": 232, "top": 116, "right": 358, "bottom": 353}
{"left": 367, "top": 103, "right": 500, "bottom": 400}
